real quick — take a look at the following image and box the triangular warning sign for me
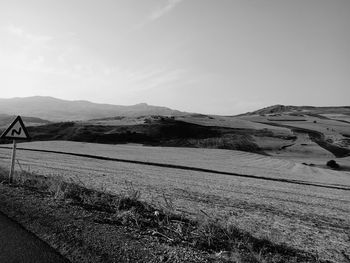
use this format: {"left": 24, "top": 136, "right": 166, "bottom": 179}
{"left": 0, "top": 116, "right": 30, "bottom": 140}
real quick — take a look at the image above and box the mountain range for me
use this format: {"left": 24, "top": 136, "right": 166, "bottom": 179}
{"left": 0, "top": 96, "right": 185, "bottom": 121}
{"left": 1, "top": 96, "right": 349, "bottom": 123}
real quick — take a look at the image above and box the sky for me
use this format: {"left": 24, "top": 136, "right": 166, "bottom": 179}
{"left": 0, "top": 0, "right": 349, "bottom": 115}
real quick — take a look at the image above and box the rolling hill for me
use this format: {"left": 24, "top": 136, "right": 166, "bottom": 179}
{"left": 240, "top": 104, "right": 350, "bottom": 121}
{"left": 1, "top": 98, "right": 349, "bottom": 165}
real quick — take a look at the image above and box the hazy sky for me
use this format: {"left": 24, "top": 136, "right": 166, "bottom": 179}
{"left": 0, "top": 0, "right": 349, "bottom": 114}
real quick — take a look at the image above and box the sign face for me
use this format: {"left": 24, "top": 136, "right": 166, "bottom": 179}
{"left": 0, "top": 116, "right": 30, "bottom": 140}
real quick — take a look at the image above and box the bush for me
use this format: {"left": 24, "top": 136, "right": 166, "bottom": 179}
{"left": 326, "top": 160, "right": 340, "bottom": 169}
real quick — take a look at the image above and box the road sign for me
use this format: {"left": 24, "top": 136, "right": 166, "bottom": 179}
{"left": 0, "top": 116, "right": 30, "bottom": 183}
{"left": 0, "top": 116, "right": 30, "bottom": 140}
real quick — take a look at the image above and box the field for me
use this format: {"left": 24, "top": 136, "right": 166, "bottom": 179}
{"left": 174, "top": 111, "right": 350, "bottom": 166}
{"left": 0, "top": 141, "right": 349, "bottom": 262}
{"left": 176, "top": 115, "right": 292, "bottom": 136}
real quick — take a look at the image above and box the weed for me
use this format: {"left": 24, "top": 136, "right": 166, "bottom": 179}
{"left": 115, "top": 209, "right": 141, "bottom": 227}
{"left": 124, "top": 180, "right": 141, "bottom": 201}
{"left": 161, "top": 193, "right": 175, "bottom": 213}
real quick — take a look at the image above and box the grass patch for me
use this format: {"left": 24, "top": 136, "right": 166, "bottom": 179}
{"left": 0, "top": 167, "right": 332, "bottom": 263}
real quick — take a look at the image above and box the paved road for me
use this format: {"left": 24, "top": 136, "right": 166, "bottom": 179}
{"left": 0, "top": 211, "right": 70, "bottom": 263}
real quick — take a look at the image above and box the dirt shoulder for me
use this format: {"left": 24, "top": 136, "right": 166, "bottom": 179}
{"left": 0, "top": 168, "right": 340, "bottom": 263}
{"left": 0, "top": 183, "right": 216, "bottom": 263}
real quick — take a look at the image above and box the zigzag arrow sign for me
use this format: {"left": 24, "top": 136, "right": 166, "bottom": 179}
{"left": 0, "top": 116, "right": 30, "bottom": 183}
{"left": 1, "top": 116, "right": 30, "bottom": 140}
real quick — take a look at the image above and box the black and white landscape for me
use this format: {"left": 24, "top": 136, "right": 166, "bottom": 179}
{"left": 0, "top": 1, "right": 349, "bottom": 263}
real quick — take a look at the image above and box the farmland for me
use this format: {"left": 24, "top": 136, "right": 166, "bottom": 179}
{"left": 0, "top": 141, "right": 349, "bottom": 262}
{"left": 3, "top": 105, "right": 348, "bottom": 163}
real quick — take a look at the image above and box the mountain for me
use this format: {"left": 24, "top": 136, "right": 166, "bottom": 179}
{"left": 0, "top": 97, "right": 186, "bottom": 121}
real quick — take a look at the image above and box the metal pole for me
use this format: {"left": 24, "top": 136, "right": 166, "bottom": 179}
{"left": 9, "top": 140, "right": 17, "bottom": 183}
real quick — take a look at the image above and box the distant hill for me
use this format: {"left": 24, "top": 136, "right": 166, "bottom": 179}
{"left": 0, "top": 97, "right": 186, "bottom": 121}
{"left": 0, "top": 114, "right": 50, "bottom": 129}
{"left": 240, "top": 104, "right": 350, "bottom": 116}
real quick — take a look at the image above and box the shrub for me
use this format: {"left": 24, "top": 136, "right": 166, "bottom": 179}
{"left": 326, "top": 160, "right": 340, "bottom": 169}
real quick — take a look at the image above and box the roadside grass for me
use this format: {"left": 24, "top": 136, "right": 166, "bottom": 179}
{"left": 0, "top": 167, "right": 331, "bottom": 263}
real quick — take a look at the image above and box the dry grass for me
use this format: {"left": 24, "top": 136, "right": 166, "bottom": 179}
{"left": 10, "top": 140, "right": 350, "bottom": 185}
{"left": 0, "top": 142, "right": 349, "bottom": 262}
{"left": 0, "top": 167, "right": 333, "bottom": 263}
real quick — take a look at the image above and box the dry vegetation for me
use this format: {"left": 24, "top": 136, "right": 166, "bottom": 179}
{"left": 0, "top": 167, "right": 343, "bottom": 263}
{"left": 0, "top": 142, "right": 349, "bottom": 262}
{"left": 9, "top": 141, "right": 350, "bottom": 186}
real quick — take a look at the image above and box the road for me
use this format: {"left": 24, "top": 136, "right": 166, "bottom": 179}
{"left": 0, "top": 211, "right": 70, "bottom": 263}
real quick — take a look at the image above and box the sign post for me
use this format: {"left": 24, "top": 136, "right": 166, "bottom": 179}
{"left": 0, "top": 116, "right": 30, "bottom": 183}
{"left": 9, "top": 140, "right": 17, "bottom": 183}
